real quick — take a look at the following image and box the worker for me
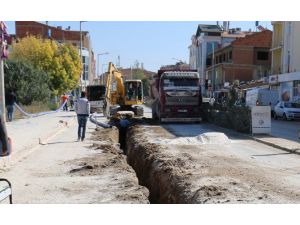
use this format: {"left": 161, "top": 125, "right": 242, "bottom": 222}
{"left": 61, "top": 93, "right": 69, "bottom": 111}
{"left": 127, "top": 85, "right": 134, "bottom": 100}
{"left": 5, "top": 90, "right": 17, "bottom": 122}
{"left": 74, "top": 91, "right": 90, "bottom": 142}
{"left": 137, "top": 84, "right": 142, "bottom": 101}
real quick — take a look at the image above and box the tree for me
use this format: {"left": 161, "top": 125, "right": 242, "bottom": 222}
{"left": 4, "top": 60, "right": 51, "bottom": 105}
{"left": 132, "top": 68, "right": 145, "bottom": 80}
{"left": 10, "top": 36, "right": 82, "bottom": 96}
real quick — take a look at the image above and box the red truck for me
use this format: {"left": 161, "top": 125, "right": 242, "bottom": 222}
{"left": 150, "top": 68, "right": 203, "bottom": 122}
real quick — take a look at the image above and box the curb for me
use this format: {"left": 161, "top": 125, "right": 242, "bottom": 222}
{"left": 207, "top": 122, "right": 300, "bottom": 155}
{"left": 250, "top": 136, "right": 300, "bottom": 155}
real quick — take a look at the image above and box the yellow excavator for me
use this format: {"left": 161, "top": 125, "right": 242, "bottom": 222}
{"left": 103, "top": 62, "right": 144, "bottom": 118}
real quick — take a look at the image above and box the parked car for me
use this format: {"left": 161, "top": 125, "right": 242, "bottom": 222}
{"left": 274, "top": 101, "right": 300, "bottom": 120}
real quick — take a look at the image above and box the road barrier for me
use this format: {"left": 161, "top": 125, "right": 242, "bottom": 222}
{"left": 14, "top": 100, "right": 67, "bottom": 118}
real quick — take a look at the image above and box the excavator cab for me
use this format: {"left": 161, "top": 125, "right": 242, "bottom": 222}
{"left": 125, "top": 80, "right": 143, "bottom": 105}
{"left": 103, "top": 62, "right": 144, "bottom": 118}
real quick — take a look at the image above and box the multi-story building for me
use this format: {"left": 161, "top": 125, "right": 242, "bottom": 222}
{"left": 194, "top": 24, "right": 223, "bottom": 94}
{"left": 15, "top": 21, "right": 96, "bottom": 87}
{"left": 188, "top": 35, "right": 197, "bottom": 69}
{"left": 270, "top": 21, "right": 300, "bottom": 102}
{"left": 205, "top": 30, "right": 272, "bottom": 93}
{"left": 191, "top": 23, "right": 252, "bottom": 95}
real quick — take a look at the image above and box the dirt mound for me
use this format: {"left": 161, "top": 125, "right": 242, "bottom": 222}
{"left": 127, "top": 124, "right": 300, "bottom": 204}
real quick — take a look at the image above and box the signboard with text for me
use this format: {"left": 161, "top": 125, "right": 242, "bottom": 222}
{"left": 251, "top": 106, "right": 271, "bottom": 134}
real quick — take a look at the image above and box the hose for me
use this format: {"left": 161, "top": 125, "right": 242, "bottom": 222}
{"left": 89, "top": 113, "right": 112, "bottom": 128}
{"left": 14, "top": 100, "right": 67, "bottom": 118}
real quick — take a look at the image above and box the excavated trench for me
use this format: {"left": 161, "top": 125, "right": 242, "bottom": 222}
{"left": 116, "top": 118, "right": 192, "bottom": 203}
{"left": 124, "top": 125, "right": 187, "bottom": 203}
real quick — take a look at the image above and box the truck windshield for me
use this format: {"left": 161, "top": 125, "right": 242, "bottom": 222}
{"left": 87, "top": 86, "right": 106, "bottom": 101}
{"left": 163, "top": 78, "right": 198, "bottom": 87}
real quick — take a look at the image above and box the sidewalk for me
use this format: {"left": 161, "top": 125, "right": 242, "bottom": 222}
{"left": 204, "top": 122, "right": 300, "bottom": 154}
{"left": 1, "top": 111, "right": 77, "bottom": 169}
{"left": 251, "top": 134, "right": 300, "bottom": 154}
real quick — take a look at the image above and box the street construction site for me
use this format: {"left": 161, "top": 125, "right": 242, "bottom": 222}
{"left": 1, "top": 106, "right": 300, "bottom": 204}
{"left": 2, "top": 64, "right": 300, "bottom": 204}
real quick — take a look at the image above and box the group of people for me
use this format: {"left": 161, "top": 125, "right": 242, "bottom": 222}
{"left": 3, "top": 90, "right": 90, "bottom": 143}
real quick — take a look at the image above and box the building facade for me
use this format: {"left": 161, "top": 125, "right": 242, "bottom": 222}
{"left": 190, "top": 23, "right": 254, "bottom": 95}
{"left": 15, "top": 21, "right": 96, "bottom": 87}
{"left": 270, "top": 21, "right": 300, "bottom": 102}
{"left": 188, "top": 35, "right": 197, "bottom": 69}
{"left": 194, "top": 24, "right": 223, "bottom": 94}
{"left": 205, "top": 30, "right": 272, "bottom": 94}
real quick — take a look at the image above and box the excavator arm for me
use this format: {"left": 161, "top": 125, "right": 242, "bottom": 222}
{"left": 103, "top": 62, "right": 126, "bottom": 117}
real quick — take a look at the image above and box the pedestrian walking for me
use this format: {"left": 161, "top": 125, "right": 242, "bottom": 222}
{"left": 74, "top": 91, "right": 90, "bottom": 141}
{"left": 5, "top": 91, "right": 17, "bottom": 122}
{"left": 61, "top": 93, "right": 69, "bottom": 111}
{"left": 69, "top": 94, "right": 74, "bottom": 110}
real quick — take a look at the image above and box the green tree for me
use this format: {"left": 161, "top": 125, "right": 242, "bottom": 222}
{"left": 10, "top": 36, "right": 82, "bottom": 96}
{"left": 4, "top": 60, "right": 51, "bottom": 105}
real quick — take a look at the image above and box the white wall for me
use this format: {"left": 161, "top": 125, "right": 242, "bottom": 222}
{"left": 282, "top": 22, "right": 300, "bottom": 73}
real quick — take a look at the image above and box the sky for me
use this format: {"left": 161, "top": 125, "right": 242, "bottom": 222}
{"left": 4, "top": 21, "right": 271, "bottom": 72}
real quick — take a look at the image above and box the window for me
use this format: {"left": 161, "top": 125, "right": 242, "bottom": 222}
{"left": 229, "top": 51, "right": 232, "bottom": 60}
{"left": 257, "top": 51, "right": 269, "bottom": 60}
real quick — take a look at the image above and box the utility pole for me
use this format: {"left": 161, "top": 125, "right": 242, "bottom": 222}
{"left": 0, "top": 21, "right": 9, "bottom": 152}
{"left": 0, "top": 57, "right": 5, "bottom": 119}
{"left": 79, "top": 21, "right": 87, "bottom": 90}
{"left": 0, "top": 21, "right": 8, "bottom": 120}
{"left": 97, "top": 52, "right": 109, "bottom": 85}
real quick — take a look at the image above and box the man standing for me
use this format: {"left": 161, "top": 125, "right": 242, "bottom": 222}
{"left": 5, "top": 91, "right": 17, "bottom": 122}
{"left": 74, "top": 91, "right": 90, "bottom": 141}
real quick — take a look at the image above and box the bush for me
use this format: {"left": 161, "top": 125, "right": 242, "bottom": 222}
{"left": 4, "top": 60, "right": 51, "bottom": 105}
{"left": 203, "top": 103, "right": 251, "bottom": 134}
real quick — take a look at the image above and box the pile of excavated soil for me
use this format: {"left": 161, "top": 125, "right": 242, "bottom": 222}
{"left": 127, "top": 125, "right": 300, "bottom": 203}
{"left": 68, "top": 126, "right": 149, "bottom": 203}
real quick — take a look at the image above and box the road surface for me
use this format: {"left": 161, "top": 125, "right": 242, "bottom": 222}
{"left": 271, "top": 118, "right": 300, "bottom": 142}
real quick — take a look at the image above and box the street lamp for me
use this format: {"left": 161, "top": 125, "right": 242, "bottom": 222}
{"left": 97, "top": 52, "right": 109, "bottom": 84}
{"left": 80, "top": 21, "right": 87, "bottom": 89}
{"left": 102, "top": 63, "right": 109, "bottom": 84}
{"left": 97, "top": 52, "right": 109, "bottom": 77}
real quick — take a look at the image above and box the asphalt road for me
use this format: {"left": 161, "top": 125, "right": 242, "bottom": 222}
{"left": 271, "top": 118, "right": 300, "bottom": 142}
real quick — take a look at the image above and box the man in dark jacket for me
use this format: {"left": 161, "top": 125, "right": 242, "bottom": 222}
{"left": 5, "top": 91, "right": 17, "bottom": 122}
{"left": 74, "top": 91, "right": 90, "bottom": 141}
